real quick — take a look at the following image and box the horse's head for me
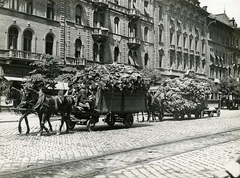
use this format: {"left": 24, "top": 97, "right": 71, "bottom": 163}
{"left": 17, "top": 87, "right": 39, "bottom": 108}
{"left": 5, "top": 87, "right": 22, "bottom": 106}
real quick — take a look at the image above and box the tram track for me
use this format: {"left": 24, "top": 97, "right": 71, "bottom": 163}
{"left": 1, "top": 127, "right": 240, "bottom": 178}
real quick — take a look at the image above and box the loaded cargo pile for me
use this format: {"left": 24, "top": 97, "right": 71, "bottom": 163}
{"left": 155, "top": 75, "right": 212, "bottom": 115}
{"left": 71, "top": 63, "right": 150, "bottom": 92}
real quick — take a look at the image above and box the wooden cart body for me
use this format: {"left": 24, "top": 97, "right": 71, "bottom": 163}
{"left": 69, "top": 90, "right": 147, "bottom": 131}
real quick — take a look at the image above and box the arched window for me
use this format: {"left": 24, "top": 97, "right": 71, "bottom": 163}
{"left": 133, "top": 51, "right": 138, "bottom": 66}
{"left": 100, "top": 44, "right": 104, "bottom": 62}
{"left": 93, "top": 43, "right": 98, "bottom": 61}
{"left": 114, "top": 47, "right": 119, "bottom": 62}
{"left": 75, "top": 39, "right": 82, "bottom": 58}
{"left": 114, "top": 17, "right": 119, "bottom": 34}
{"left": 8, "top": 27, "right": 18, "bottom": 49}
{"left": 47, "top": 0, "right": 54, "bottom": 20}
{"left": 144, "top": 27, "right": 148, "bottom": 41}
{"left": 144, "top": 53, "right": 149, "bottom": 66}
{"left": 128, "top": 51, "right": 133, "bottom": 65}
{"left": 75, "top": 4, "right": 82, "bottom": 25}
{"left": 23, "top": 30, "right": 32, "bottom": 52}
{"left": 45, "top": 34, "right": 54, "bottom": 55}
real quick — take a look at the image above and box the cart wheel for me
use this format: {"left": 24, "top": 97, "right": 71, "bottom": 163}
{"left": 195, "top": 112, "right": 199, "bottom": 119}
{"left": 209, "top": 111, "right": 214, "bottom": 117}
{"left": 106, "top": 113, "right": 115, "bottom": 127}
{"left": 158, "top": 113, "right": 163, "bottom": 121}
{"left": 124, "top": 113, "right": 133, "bottom": 128}
{"left": 68, "top": 120, "right": 76, "bottom": 130}
{"left": 180, "top": 113, "right": 185, "bottom": 119}
{"left": 86, "top": 119, "right": 95, "bottom": 131}
{"left": 217, "top": 110, "right": 221, "bottom": 117}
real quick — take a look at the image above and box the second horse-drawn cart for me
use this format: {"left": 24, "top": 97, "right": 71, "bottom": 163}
{"left": 68, "top": 90, "right": 147, "bottom": 131}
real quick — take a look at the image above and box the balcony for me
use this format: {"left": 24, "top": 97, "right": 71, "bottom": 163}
{"left": 170, "top": 45, "right": 175, "bottom": 51}
{"left": 65, "top": 57, "right": 86, "bottom": 67}
{"left": 127, "top": 37, "right": 141, "bottom": 49}
{"left": 183, "top": 48, "right": 188, "bottom": 53}
{"left": 128, "top": 9, "right": 140, "bottom": 21}
{"left": 2, "top": 49, "right": 43, "bottom": 61}
{"left": 92, "top": 27, "right": 109, "bottom": 42}
{"left": 92, "top": 0, "right": 108, "bottom": 9}
{"left": 190, "top": 49, "right": 194, "bottom": 55}
{"left": 195, "top": 51, "right": 200, "bottom": 56}
{"left": 177, "top": 46, "right": 182, "bottom": 52}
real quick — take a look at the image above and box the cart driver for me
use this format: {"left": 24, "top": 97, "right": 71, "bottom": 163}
{"left": 74, "top": 85, "right": 91, "bottom": 111}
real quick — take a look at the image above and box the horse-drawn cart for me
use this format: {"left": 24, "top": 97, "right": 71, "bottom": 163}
{"left": 68, "top": 90, "right": 147, "bottom": 131}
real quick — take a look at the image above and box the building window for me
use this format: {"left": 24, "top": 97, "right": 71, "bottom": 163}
{"left": 183, "top": 36, "right": 186, "bottom": 48}
{"left": 195, "top": 39, "right": 198, "bottom": 51}
{"left": 128, "top": 22, "right": 138, "bottom": 37}
{"left": 23, "top": 30, "right": 32, "bottom": 52}
{"left": 201, "top": 41, "right": 205, "bottom": 54}
{"left": 159, "top": 28, "right": 162, "bottom": 43}
{"left": 114, "top": 17, "right": 120, "bottom": 34}
{"left": 47, "top": 0, "right": 54, "bottom": 20}
{"left": 11, "top": 0, "right": 19, "bottom": 10}
{"left": 100, "top": 44, "right": 104, "bottom": 62}
{"left": 75, "top": 39, "right": 82, "bottom": 58}
{"left": 114, "top": 47, "right": 119, "bottom": 62}
{"left": 75, "top": 5, "right": 82, "bottom": 25}
{"left": 8, "top": 27, "right": 18, "bottom": 49}
{"left": 170, "top": 32, "right": 173, "bottom": 45}
{"left": 170, "top": 56, "right": 174, "bottom": 68}
{"left": 144, "top": 27, "right": 148, "bottom": 42}
{"left": 195, "top": 57, "right": 200, "bottom": 72}
{"left": 184, "top": 55, "right": 187, "bottom": 69}
{"left": 93, "top": 43, "right": 98, "bottom": 61}
{"left": 26, "top": 0, "right": 33, "bottom": 14}
{"left": 177, "top": 34, "right": 180, "bottom": 46}
{"left": 144, "top": 53, "right": 149, "bottom": 66}
{"left": 190, "top": 56, "right": 194, "bottom": 69}
{"left": 159, "top": 6, "right": 162, "bottom": 19}
{"left": 144, "top": 1, "right": 149, "bottom": 16}
{"left": 159, "top": 53, "right": 163, "bottom": 68}
{"left": 189, "top": 38, "right": 192, "bottom": 49}
{"left": 94, "top": 10, "right": 105, "bottom": 28}
{"left": 45, "top": 34, "right": 54, "bottom": 55}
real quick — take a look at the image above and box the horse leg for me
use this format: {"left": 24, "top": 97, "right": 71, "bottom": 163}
{"left": 57, "top": 113, "right": 65, "bottom": 135}
{"left": 18, "top": 111, "right": 29, "bottom": 134}
{"left": 24, "top": 116, "right": 30, "bottom": 135}
{"left": 64, "top": 113, "right": 70, "bottom": 134}
{"left": 47, "top": 119, "right": 53, "bottom": 132}
{"left": 142, "top": 111, "right": 145, "bottom": 122}
{"left": 37, "top": 113, "right": 44, "bottom": 136}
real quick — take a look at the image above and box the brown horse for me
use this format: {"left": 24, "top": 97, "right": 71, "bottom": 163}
{"left": 27, "top": 88, "right": 74, "bottom": 136}
{"left": 17, "top": 87, "right": 53, "bottom": 135}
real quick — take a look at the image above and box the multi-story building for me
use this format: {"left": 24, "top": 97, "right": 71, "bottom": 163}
{"left": 0, "top": 0, "right": 238, "bottom": 88}
{"left": 154, "top": 0, "right": 208, "bottom": 78}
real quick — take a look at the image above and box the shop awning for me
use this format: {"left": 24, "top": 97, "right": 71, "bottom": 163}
{"left": 4, "top": 76, "right": 26, "bottom": 81}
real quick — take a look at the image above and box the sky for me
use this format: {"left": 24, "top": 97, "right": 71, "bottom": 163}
{"left": 199, "top": 0, "right": 240, "bottom": 27}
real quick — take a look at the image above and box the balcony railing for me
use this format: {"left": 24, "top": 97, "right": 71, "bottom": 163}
{"left": 183, "top": 48, "right": 188, "bottom": 53}
{"left": 65, "top": 57, "right": 86, "bottom": 66}
{"left": 190, "top": 49, "right": 194, "bottom": 55}
{"left": 127, "top": 37, "right": 141, "bottom": 49}
{"left": 128, "top": 8, "right": 140, "bottom": 21}
{"left": 170, "top": 45, "right": 175, "bottom": 50}
{"left": 4, "top": 49, "right": 43, "bottom": 60}
{"left": 92, "top": 0, "right": 108, "bottom": 9}
{"left": 92, "top": 27, "right": 109, "bottom": 42}
{"left": 177, "top": 46, "right": 182, "bottom": 52}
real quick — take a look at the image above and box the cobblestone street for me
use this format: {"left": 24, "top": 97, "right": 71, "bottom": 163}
{"left": 0, "top": 110, "right": 240, "bottom": 177}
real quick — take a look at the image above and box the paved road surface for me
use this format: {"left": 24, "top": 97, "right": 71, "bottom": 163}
{"left": 0, "top": 110, "right": 240, "bottom": 177}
